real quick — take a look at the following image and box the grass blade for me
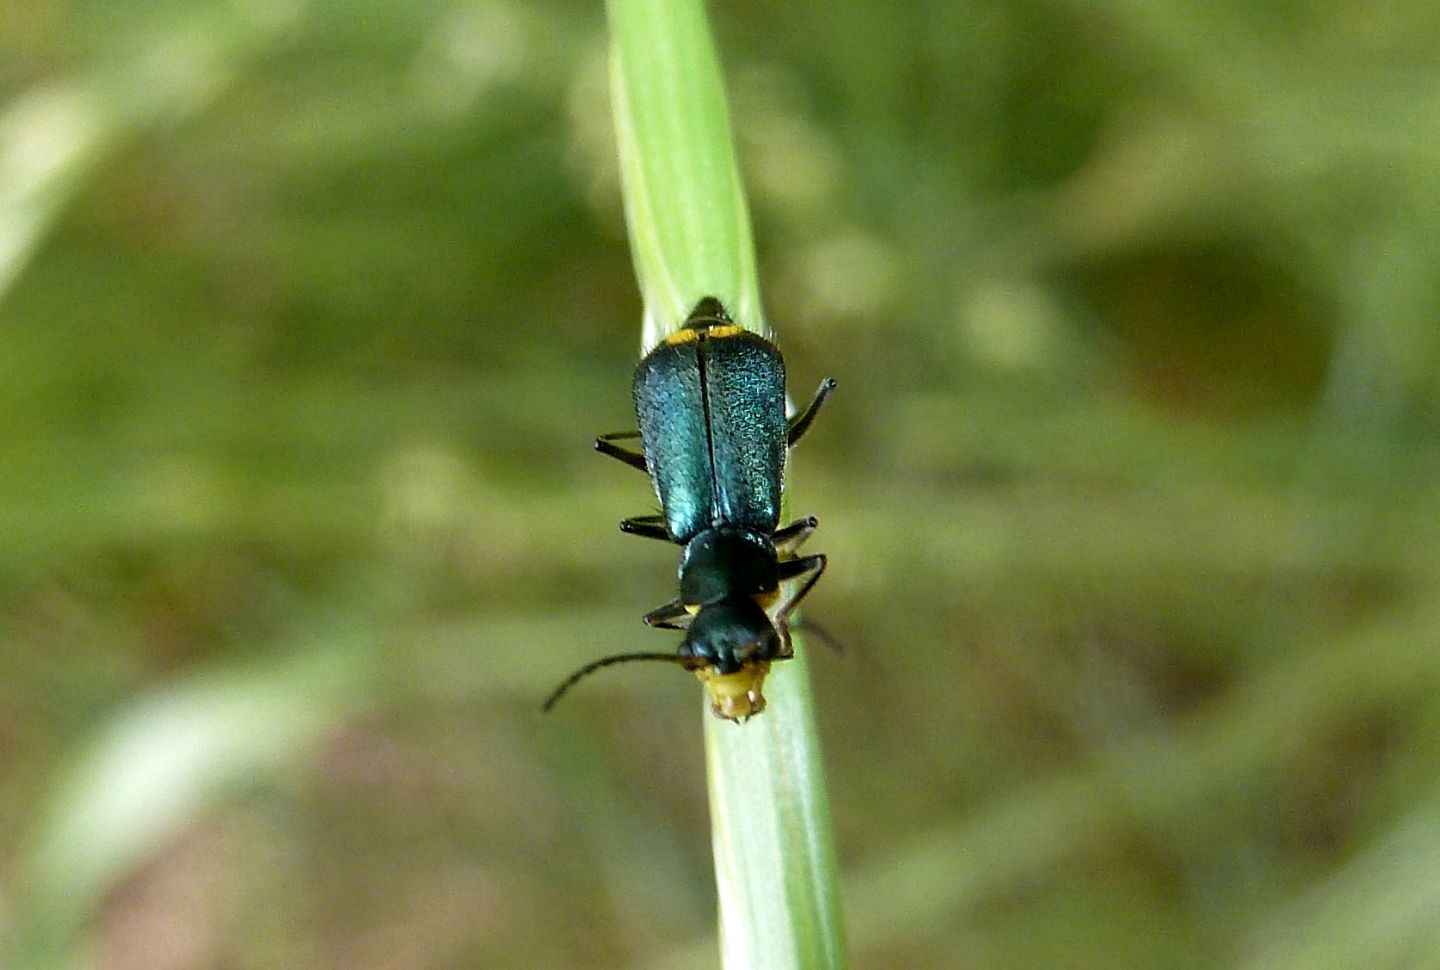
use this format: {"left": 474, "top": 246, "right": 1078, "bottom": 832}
{"left": 607, "top": 1, "right": 846, "bottom": 966}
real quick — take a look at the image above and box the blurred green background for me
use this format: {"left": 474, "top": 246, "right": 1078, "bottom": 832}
{"left": 4, "top": 0, "right": 1440, "bottom": 967}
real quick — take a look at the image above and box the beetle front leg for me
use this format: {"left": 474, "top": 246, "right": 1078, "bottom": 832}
{"left": 773, "top": 553, "right": 827, "bottom": 623}
{"left": 642, "top": 598, "right": 692, "bottom": 630}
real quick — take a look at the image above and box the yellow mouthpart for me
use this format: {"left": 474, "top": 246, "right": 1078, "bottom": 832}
{"left": 694, "top": 662, "right": 772, "bottom": 722}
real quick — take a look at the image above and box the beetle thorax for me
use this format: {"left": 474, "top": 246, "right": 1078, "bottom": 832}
{"left": 678, "top": 526, "right": 778, "bottom": 606}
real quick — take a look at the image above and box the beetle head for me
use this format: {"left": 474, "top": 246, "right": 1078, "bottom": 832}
{"left": 681, "top": 597, "right": 784, "bottom": 721}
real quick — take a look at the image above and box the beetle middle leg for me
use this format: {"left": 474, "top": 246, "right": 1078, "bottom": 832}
{"left": 619, "top": 514, "right": 670, "bottom": 542}
{"left": 772, "top": 516, "right": 819, "bottom": 555}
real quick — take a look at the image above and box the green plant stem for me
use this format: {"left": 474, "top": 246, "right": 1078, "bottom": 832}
{"left": 608, "top": 0, "right": 764, "bottom": 349}
{"left": 606, "top": 1, "right": 846, "bottom": 967}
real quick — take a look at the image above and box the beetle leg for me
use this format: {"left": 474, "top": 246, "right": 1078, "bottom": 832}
{"left": 619, "top": 515, "right": 670, "bottom": 542}
{"left": 595, "top": 431, "right": 648, "bottom": 472}
{"left": 787, "top": 378, "right": 837, "bottom": 447}
{"left": 772, "top": 516, "right": 819, "bottom": 554}
{"left": 767, "top": 554, "right": 828, "bottom": 662}
{"left": 772, "top": 554, "right": 827, "bottom": 623}
{"left": 642, "top": 598, "right": 692, "bottom": 630}
{"left": 776, "top": 621, "right": 796, "bottom": 660}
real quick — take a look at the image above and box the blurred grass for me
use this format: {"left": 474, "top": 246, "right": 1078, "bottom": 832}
{"left": 2, "top": 0, "right": 1440, "bottom": 967}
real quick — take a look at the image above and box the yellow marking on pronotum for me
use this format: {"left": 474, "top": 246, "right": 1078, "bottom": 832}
{"left": 683, "top": 589, "right": 779, "bottom": 617}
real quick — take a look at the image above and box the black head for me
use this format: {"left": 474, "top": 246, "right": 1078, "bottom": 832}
{"left": 680, "top": 597, "right": 785, "bottom": 721}
{"left": 544, "top": 528, "right": 788, "bottom": 721}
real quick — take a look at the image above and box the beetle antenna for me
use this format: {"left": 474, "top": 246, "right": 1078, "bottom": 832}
{"left": 794, "top": 618, "right": 849, "bottom": 656}
{"left": 542, "top": 653, "right": 692, "bottom": 712}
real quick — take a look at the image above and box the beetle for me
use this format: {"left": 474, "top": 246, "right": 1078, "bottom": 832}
{"left": 544, "top": 296, "right": 835, "bottom": 721}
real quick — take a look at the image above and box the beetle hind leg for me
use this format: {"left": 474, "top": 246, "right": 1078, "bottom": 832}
{"left": 787, "top": 378, "right": 837, "bottom": 447}
{"left": 595, "top": 430, "right": 648, "bottom": 472}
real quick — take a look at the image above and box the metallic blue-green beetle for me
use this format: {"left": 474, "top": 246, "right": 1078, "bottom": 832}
{"left": 545, "top": 296, "right": 835, "bottom": 721}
